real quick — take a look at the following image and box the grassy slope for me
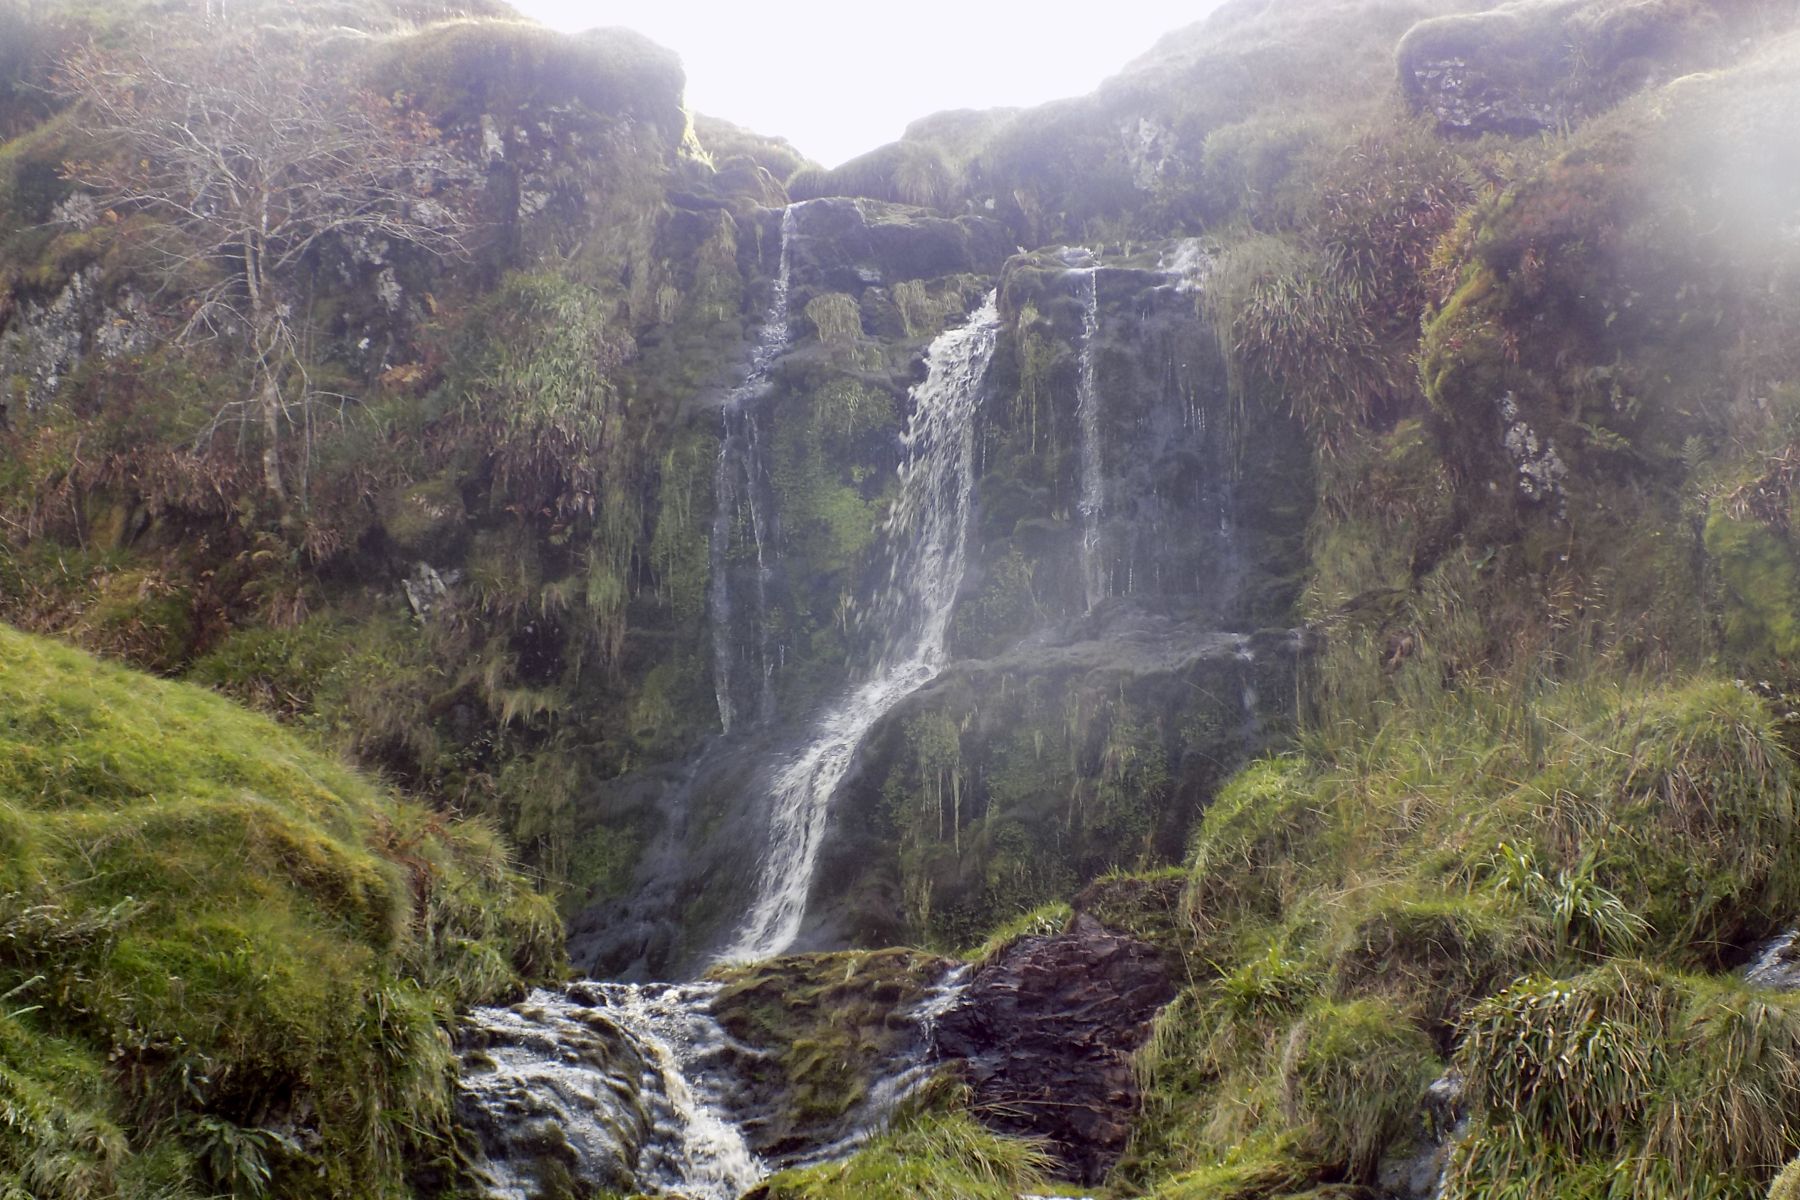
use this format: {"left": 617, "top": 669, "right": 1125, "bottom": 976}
{"left": 0, "top": 624, "right": 558, "bottom": 1199}
{"left": 1123, "top": 672, "right": 1800, "bottom": 1199}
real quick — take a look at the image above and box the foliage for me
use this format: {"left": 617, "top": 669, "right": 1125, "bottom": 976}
{"left": 1119, "top": 664, "right": 1800, "bottom": 1195}
{"left": 751, "top": 1105, "right": 1052, "bottom": 1200}
{"left": 1280, "top": 998, "right": 1438, "bottom": 1179}
{"left": 1200, "top": 234, "right": 1392, "bottom": 445}
{"left": 56, "top": 27, "right": 470, "bottom": 502}
{"left": 0, "top": 624, "right": 558, "bottom": 1198}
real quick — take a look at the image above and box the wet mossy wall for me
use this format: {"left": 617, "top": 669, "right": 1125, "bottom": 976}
{"left": 817, "top": 631, "right": 1299, "bottom": 950}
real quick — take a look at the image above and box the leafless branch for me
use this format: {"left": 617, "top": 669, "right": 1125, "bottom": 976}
{"left": 54, "top": 27, "right": 471, "bottom": 504}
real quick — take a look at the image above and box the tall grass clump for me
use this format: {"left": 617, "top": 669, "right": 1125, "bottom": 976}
{"left": 1121, "top": 658, "right": 1800, "bottom": 1196}
{"left": 751, "top": 1104, "right": 1053, "bottom": 1200}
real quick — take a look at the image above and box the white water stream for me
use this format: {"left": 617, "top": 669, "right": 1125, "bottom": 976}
{"left": 1073, "top": 267, "right": 1107, "bottom": 610}
{"left": 717, "top": 292, "right": 1001, "bottom": 964}
{"left": 460, "top": 983, "right": 763, "bottom": 1200}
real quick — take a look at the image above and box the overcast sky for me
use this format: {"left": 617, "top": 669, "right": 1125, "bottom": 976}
{"left": 505, "top": 0, "right": 1211, "bottom": 167}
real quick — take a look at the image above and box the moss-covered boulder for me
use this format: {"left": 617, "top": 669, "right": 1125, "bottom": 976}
{"left": 709, "top": 948, "right": 956, "bottom": 1160}
{"left": 784, "top": 197, "right": 1011, "bottom": 309}
{"left": 1398, "top": 0, "right": 1751, "bottom": 137}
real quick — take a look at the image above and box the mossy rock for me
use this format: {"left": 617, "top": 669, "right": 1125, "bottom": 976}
{"left": 378, "top": 472, "right": 467, "bottom": 560}
{"left": 1398, "top": 0, "right": 1744, "bottom": 138}
{"left": 1072, "top": 869, "right": 1188, "bottom": 965}
{"left": 368, "top": 20, "right": 686, "bottom": 136}
{"left": 708, "top": 948, "right": 951, "bottom": 1158}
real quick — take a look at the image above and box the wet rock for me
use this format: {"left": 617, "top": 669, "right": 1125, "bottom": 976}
{"left": 812, "top": 618, "right": 1304, "bottom": 952}
{"left": 1397, "top": 0, "right": 1740, "bottom": 138}
{"left": 935, "top": 915, "right": 1176, "bottom": 1183}
{"left": 710, "top": 951, "right": 965, "bottom": 1162}
{"left": 1378, "top": 1070, "right": 1467, "bottom": 1200}
{"left": 784, "top": 197, "right": 1010, "bottom": 302}
{"left": 455, "top": 988, "right": 657, "bottom": 1198}
{"left": 1747, "top": 931, "right": 1800, "bottom": 991}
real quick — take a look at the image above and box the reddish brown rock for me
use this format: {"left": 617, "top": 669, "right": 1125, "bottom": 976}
{"left": 935, "top": 914, "right": 1176, "bottom": 1183}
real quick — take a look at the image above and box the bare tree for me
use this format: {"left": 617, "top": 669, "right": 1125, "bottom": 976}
{"left": 55, "top": 29, "right": 469, "bottom": 502}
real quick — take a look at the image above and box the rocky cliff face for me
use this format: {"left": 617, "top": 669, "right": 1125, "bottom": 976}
{"left": 9, "top": 0, "right": 1800, "bottom": 1197}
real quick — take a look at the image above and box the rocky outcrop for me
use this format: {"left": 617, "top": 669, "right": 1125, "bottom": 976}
{"left": 1397, "top": 0, "right": 1746, "bottom": 137}
{"left": 0, "top": 264, "right": 150, "bottom": 418}
{"left": 709, "top": 950, "right": 962, "bottom": 1161}
{"left": 935, "top": 915, "right": 1177, "bottom": 1183}
{"left": 782, "top": 197, "right": 1011, "bottom": 311}
{"left": 810, "top": 616, "right": 1301, "bottom": 951}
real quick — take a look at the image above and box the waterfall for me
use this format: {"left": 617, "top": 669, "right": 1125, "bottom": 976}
{"left": 717, "top": 292, "right": 1003, "bottom": 964}
{"left": 460, "top": 290, "right": 997, "bottom": 1200}
{"left": 712, "top": 205, "right": 800, "bottom": 734}
{"left": 1073, "top": 267, "right": 1107, "bottom": 610}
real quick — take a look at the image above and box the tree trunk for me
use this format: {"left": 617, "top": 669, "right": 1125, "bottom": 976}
{"left": 245, "top": 234, "right": 285, "bottom": 503}
{"left": 258, "top": 364, "right": 285, "bottom": 503}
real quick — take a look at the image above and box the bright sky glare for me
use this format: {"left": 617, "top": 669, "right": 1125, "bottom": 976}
{"left": 505, "top": 0, "right": 1216, "bottom": 168}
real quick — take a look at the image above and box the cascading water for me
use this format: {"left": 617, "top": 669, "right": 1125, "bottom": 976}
{"left": 458, "top": 982, "right": 763, "bottom": 1200}
{"left": 562, "top": 207, "right": 806, "bottom": 983}
{"left": 712, "top": 205, "right": 801, "bottom": 733}
{"left": 458, "top": 967, "right": 974, "bottom": 1200}
{"left": 459, "top": 289, "right": 1001, "bottom": 1200}
{"left": 716, "top": 292, "right": 1003, "bottom": 964}
{"left": 1073, "top": 267, "right": 1108, "bottom": 611}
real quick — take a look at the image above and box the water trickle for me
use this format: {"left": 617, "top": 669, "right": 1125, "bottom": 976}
{"left": 717, "top": 293, "right": 1003, "bottom": 965}
{"left": 712, "top": 205, "right": 801, "bottom": 734}
{"left": 1073, "top": 267, "right": 1108, "bottom": 610}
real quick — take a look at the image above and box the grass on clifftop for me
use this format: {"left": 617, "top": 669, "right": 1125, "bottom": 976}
{"left": 0, "top": 624, "right": 559, "bottom": 1199}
